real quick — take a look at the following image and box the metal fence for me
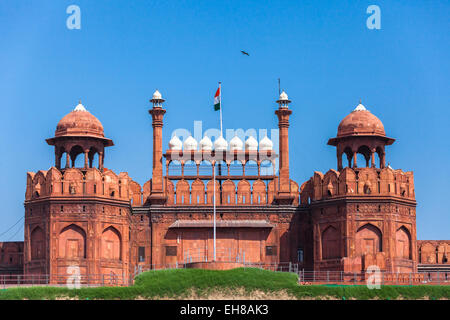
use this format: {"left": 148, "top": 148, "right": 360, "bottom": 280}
{"left": 0, "top": 273, "right": 133, "bottom": 289}
{"left": 1, "top": 265, "right": 449, "bottom": 289}
{"left": 297, "top": 270, "right": 450, "bottom": 285}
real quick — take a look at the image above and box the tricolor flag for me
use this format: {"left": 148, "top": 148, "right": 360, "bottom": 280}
{"left": 214, "top": 86, "right": 221, "bottom": 111}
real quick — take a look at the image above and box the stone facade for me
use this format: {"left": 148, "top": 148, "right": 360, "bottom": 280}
{"left": 10, "top": 93, "right": 446, "bottom": 281}
{"left": 0, "top": 242, "right": 23, "bottom": 275}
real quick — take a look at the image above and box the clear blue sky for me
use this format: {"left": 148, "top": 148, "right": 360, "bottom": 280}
{"left": 0, "top": 0, "right": 448, "bottom": 241}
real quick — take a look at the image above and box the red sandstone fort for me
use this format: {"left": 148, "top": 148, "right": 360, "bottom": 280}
{"left": 0, "top": 90, "right": 448, "bottom": 282}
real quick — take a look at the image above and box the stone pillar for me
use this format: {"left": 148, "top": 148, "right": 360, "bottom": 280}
{"left": 380, "top": 150, "right": 386, "bottom": 169}
{"left": 275, "top": 108, "right": 292, "bottom": 191}
{"left": 148, "top": 92, "right": 167, "bottom": 204}
{"left": 181, "top": 161, "right": 185, "bottom": 177}
{"left": 84, "top": 149, "right": 89, "bottom": 169}
{"left": 371, "top": 149, "right": 376, "bottom": 168}
{"left": 337, "top": 150, "right": 343, "bottom": 171}
{"left": 165, "top": 160, "right": 169, "bottom": 177}
{"left": 98, "top": 152, "right": 104, "bottom": 170}
{"left": 66, "top": 153, "right": 70, "bottom": 169}
{"left": 352, "top": 151, "right": 357, "bottom": 168}
{"left": 55, "top": 150, "right": 61, "bottom": 169}
{"left": 274, "top": 92, "right": 295, "bottom": 204}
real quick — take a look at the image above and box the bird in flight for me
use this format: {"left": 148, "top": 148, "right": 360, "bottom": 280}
{"left": 241, "top": 50, "right": 249, "bottom": 56}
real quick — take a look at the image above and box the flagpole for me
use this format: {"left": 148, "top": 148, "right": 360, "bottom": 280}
{"left": 214, "top": 81, "right": 222, "bottom": 262}
{"left": 219, "top": 82, "right": 222, "bottom": 136}
{"left": 213, "top": 162, "right": 216, "bottom": 262}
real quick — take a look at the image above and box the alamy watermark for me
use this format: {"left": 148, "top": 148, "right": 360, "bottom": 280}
{"left": 366, "top": 265, "right": 382, "bottom": 289}
{"left": 66, "top": 265, "right": 81, "bottom": 289}
{"left": 366, "top": 5, "right": 381, "bottom": 30}
{"left": 66, "top": 5, "right": 81, "bottom": 30}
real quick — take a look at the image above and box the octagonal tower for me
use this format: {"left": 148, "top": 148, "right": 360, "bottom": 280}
{"left": 299, "top": 102, "right": 417, "bottom": 273}
{"left": 24, "top": 102, "right": 139, "bottom": 283}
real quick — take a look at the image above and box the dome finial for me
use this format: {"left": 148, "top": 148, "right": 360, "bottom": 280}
{"left": 354, "top": 100, "right": 367, "bottom": 111}
{"left": 74, "top": 100, "right": 87, "bottom": 112}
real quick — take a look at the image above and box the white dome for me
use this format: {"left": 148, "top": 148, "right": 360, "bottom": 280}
{"left": 183, "top": 136, "right": 198, "bottom": 151}
{"left": 74, "top": 101, "right": 87, "bottom": 112}
{"left": 169, "top": 135, "right": 182, "bottom": 150}
{"left": 199, "top": 135, "right": 213, "bottom": 151}
{"left": 245, "top": 136, "right": 258, "bottom": 151}
{"left": 279, "top": 91, "right": 289, "bottom": 101}
{"left": 259, "top": 136, "right": 273, "bottom": 151}
{"left": 152, "top": 90, "right": 162, "bottom": 100}
{"left": 214, "top": 135, "right": 228, "bottom": 151}
{"left": 354, "top": 103, "right": 367, "bottom": 111}
{"left": 229, "top": 135, "right": 243, "bottom": 151}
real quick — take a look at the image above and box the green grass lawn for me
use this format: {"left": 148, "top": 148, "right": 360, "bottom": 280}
{"left": 0, "top": 268, "right": 448, "bottom": 300}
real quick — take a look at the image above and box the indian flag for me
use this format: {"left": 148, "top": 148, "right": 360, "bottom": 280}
{"left": 214, "top": 86, "right": 221, "bottom": 111}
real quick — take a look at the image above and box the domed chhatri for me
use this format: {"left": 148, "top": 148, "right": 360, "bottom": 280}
{"left": 46, "top": 101, "right": 113, "bottom": 170}
{"left": 183, "top": 136, "right": 198, "bottom": 151}
{"left": 199, "top": 135, "right": 213, "bottom": 151}
{"left": 152, "top": 90, "right": 162, "bottom": 100}
{"left": 169, "top": 135, "right": 182, "bottom": 150}
{"left": 337, "top": 102, "right": 386, "bottom": 138}
{"left": 276, "top": 90, "right": 291, "bottom": 107}
{"left": 245, "top": 136, "right": 258, "bottom": 151}
{"left": 328, "top": 101, "right": 395, "bottom": 170}
{"left": 259, "top": 135, "right": 273, "bottom": 151}
{"left": 229, "top": 135, "right": 243, "bottom": 151}
{"left": 55, "top": 102, "right": 105, "bottom": 138}
{"left": 214, "top": 135, "right": 228, "bottom": 151}
{"left": 279, "top": 91, "right": 289, "bottom": 101}
{"left": 150, "top": 89, "right": 165, "bottom": 107}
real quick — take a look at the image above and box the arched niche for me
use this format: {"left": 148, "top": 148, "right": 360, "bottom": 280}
{"left": 252, "top": 180, "right": 267, "bottom": 204}
{"left": 30, "top": 227, "right": 45, "bottom": 260}
{"left": 191, "top": 179, "right": 205, "bottom": 204}
{"left": 237, "top": 180, "right": 251, "bottom": 204}
{"left": 221, "top": 180, "right": 236, "bottom": 205}
{"left": 58, "top": 224, "right": 86, "bottom": 259}
{"left": 176, "top": 180, "right": 190, "bottom": 204}
{"left": 101, "top": 226, "right": 122, "bottom": 261}
{"left": 355, "top": 224, "right": 382, "bottom": 256}
{"left": 206, "top": 179, "right": 220, "bottom": 204}
{"left": 396, "top": 226, "right": 411, "bottom": 259}
{"left": 322, "top": 225, "right": 340, "bottom": 260}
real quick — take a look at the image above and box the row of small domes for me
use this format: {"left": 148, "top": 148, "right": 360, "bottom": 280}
{"left": 169, "top": 135, "right": 273, "bottom": 151}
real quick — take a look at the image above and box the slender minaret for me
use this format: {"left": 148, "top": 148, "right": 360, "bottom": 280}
{"left": 148, "top": 90, "right": 167, "bottom": 204}
{"left": 274, "top": 91, "right": 295, "bottom": 204}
